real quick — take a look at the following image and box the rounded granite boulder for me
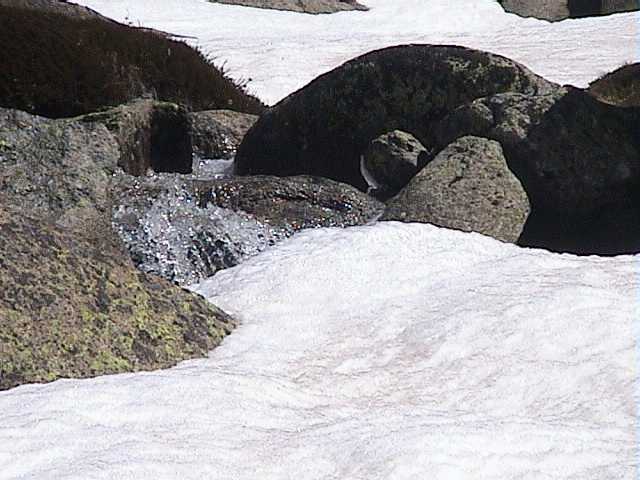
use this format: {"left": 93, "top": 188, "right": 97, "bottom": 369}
{"left": 235, "top": 44, "right": 557, "bottom": 191}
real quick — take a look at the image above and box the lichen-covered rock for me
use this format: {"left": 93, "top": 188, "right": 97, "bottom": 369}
{"left": 77, "top": 99, "right": 193, "bottom": 176}
{"left": 235, "top": 45, "right": 557, "bottom": 190}
{"left": 0, "top": 205, "right": 235, "bottom": 391}
{"left": 189, "top": 109, "right": 258, "bottom": 159}
{"left": 208, "top": 0, "right": 368, "bottom": 14}
{"left": 363, "top": 130, "right": 428, "bottom": 197}
{"left": 433, "top": 88, "right": 640, "bottom": 254}
{"left": 0, "top": 107, "right": 119, "bottom": 230}
{"left": 112, "top": 173, "right": 384, "bottom": 285}
{"left": 382, "top": 136, "right": 530, "bottom": 243}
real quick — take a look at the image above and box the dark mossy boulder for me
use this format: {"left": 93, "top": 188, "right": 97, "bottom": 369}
{"left": 0, "top": 205, "right": 235, "bottom": 391}
{"left": 382, "top": 136, "right": 530, "bottom": 243}
{"left": 208, "top": 0, "right": 368, "bottom": 14}
{"left": 0, "top": 107, "right": 119, "bottom": 229}
{"left": 0, "top": 3, "right": 264, "bottom": 119}
{"left": 78, "top": 99, "right": 193, "bottom": 176}
{"left": 588, "top": 63, "right": 640, "bottom": 107}
{"left": 112, "top": 173, "right": 384, "bottom": 285}
{"left": 433, "top": 88, "right": 640, "bottom": 254}
{"left": 189, "top": 109, "right": 258, "bottom": 159}
{"left": 235, "top": 44, "right": 557, "bottom": 191}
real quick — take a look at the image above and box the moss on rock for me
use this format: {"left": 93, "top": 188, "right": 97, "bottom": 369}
{"left": 0, "top": 206, "right": 235, "bottom": 391}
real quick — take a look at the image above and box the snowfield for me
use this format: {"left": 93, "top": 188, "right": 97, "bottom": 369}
{"left": 1, "top": 224, "right": 638, "bottom": 479}
{"left": 1, "top": 0, "right": 639, "bottom": 478}
{"left": 72, "top": 0, "right": 639, "bottom": 104}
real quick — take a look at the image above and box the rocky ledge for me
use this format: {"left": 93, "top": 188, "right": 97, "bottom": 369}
{"left": 208, "top": 0, "right": 368, "bottom": 14}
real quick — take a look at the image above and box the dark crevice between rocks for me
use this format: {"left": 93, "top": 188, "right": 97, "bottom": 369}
{"left": 150, "top": 108, "right": 192, "bottom": 174}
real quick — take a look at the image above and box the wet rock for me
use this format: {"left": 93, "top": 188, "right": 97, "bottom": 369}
{"left": 198, "top": 175, "right": 384, "bottom": 229}
{"left": 383, "top": 136, "right": 530, "bottom": 243}
{"left": 235, "top": 44, "right": 557, "bottom": 190}
{"left": 433, "top": 88, "right": 640, "bottom": 254}
{"left": 189, "top": 109, "right": 258, "bottom": 159}
{"left": 77, "top": 98, "right": 192, "bottom": 176}
{"left": 112, "top": 173, "right": 384, "bottom": 285}
{"left": 208, "top": 0, "right": 368, "bottom": 14}
{"left": 111, "top": 173, "right": 288, "bottom": 286}
{"left": 0, "top": 204, "right": 235, "bottom": 391}
{"left": 362, "top": 130, "right": 428, "bottom": 197}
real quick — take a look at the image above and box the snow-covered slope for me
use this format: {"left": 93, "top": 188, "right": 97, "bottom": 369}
{"left": 1, "top": 2, "right": 639, "bottom": 478}
{"left": 72, "top": 0, "right": 639, "bottom": 104}
{"left": 0, "top": 223, "right": 637, "bottom": 479}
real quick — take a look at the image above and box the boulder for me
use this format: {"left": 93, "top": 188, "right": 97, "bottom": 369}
{"left": 113, "top": 173, "right": 384, "bottom": 285}
{"left": 498, "top": 0, "right": 639, "bottom": 20}
{"left": 588, "top": 63, "right": 640, "bottom": 107}
{"left": 382, "top": 136, "right": 530, "bottom": 243}
{"left": 235, "top": 44, "right": 557, "bottom": 190}
{"left": 433, "top": 88, "right": 640, "bottom": 254}
{"left": 78, "top": 99, "right": 193, "bottom": 176}
{"left": 0, "top": 205, "right": 235, "bottom": 391}
{"left": 362, "top": 130, "right": 428, "bottom": 197}
{"left": 189, "top": 109, "right": 258, "bottom": 159}
{"left": 0, "top": 107, "right": 119, "bottom": 230}
{"left": 208, "top": 0, "right": 368, "bottom": 14}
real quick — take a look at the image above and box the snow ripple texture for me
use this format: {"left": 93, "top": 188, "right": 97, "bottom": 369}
{"left": 0, "top": 223, "right": 637, "bottom": 479}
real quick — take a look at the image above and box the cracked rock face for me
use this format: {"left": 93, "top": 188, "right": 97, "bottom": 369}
{"left": 189, "top": 109, "right": 258, "bottom": 160}
{"left": 382, "top": 136, "right": 530, "bottom": 244}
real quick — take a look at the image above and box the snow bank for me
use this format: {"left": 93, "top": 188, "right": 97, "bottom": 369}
{"left": 1, "top": 223, "right": 637, "bottom": 479}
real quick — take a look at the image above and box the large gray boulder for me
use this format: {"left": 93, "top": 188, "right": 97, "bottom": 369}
{"left": 0, "top": 107, "right": 119, "bottom": 230}
{"left": 382, "top": 136, "right": 530, "bottom": 243}
{"left": 363, "top": 130, "right": 428, "bottom": 197}
{"left": 235, "top": 45, "right": 557, "bottom": 191}
{"left": 189, "top": 109, "right": 258, "bottom": 159}
{"left": 208, "top": 0, "right": 368, "bottom": 14}
{"left": 498, "top": 0, "right": 639, "bottom": 21}
{"left": 433, "top": 88, "right": 640, "bottom": 254}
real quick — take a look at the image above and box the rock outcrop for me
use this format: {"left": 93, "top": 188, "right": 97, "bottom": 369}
{"left": 208, "top": 0, "right": 368, "bottom": 14}
{"left": 362, "top": 130, "right": 428, "bottom": 197}
{"left": 0, "top": 107, "right": 119, "bottom": 230}
{"left": 0, "top": 105, "right": 239, "bottom": 390}
{"left": 235, "top": 44, "right": 556, "bottom": 191}
{"left": 498, "top": 0, "right": 639, "bottom": 21}
{"left": 78, "top": 99, "right": 193, "bottom": 176}
{"left": 189, "top": 109, "right": 258, "bottom": 159}
{"left": 433, "top": 88, "right": 640, "bottom": 254}
{"left": 383, "top": 136, "right": 530, "bottom": 243}
{"left": 0, "top": 205, "right": 234, "bottom": 391}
